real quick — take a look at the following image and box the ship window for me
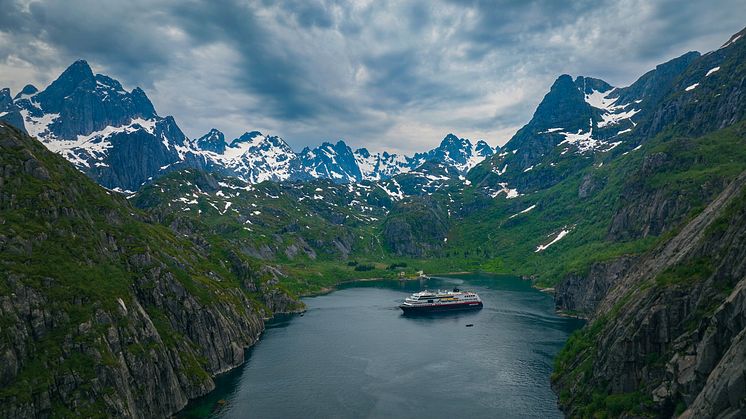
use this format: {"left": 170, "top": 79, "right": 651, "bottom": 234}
{"left": 428, "top": 300, "right": 433, "bottom": 303}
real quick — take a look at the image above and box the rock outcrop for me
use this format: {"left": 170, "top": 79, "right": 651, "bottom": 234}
{"left": 0, "top": 123, "right": 300, "bottom": 417}
{"left": 553, "top": 170, "right": 746, "bottom": 418}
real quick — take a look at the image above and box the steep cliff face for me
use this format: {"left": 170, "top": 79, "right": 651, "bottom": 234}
{"left": 554, "top": 256, "right": 636, "bottom": 316}
{"left": 553, "top": 170, "right": 746, "bottom": 417}
{"left": 550, "top": 29, "right": 746, "bottom": 417}
{"left": 382, "top": 197, "right": 449, "bottom": 257}
{"left": 0, "top": 123, "right": 300, "bottom": 417}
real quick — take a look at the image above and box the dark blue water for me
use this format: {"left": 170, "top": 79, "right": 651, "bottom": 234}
{"left": 180, "top": 274, "right": 584, "bottom": 418}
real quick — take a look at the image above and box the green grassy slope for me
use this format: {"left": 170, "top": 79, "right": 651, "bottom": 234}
{"left": 0, "top": 123, "right": 298, "bottom": 416}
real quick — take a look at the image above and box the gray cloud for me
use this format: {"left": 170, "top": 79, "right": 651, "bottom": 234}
{"left": 0, "top": 0, "right": 743, "bottom": 153}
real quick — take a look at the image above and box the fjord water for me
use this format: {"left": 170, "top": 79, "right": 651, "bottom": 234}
{"left": 180, "top": 274, "right": 584, "bottom": 418}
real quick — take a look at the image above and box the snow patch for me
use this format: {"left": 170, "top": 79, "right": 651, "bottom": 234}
{"left": 20, "top": 110, "right": 60, "bottom": 139}
{"left": 117, "top": 298, "right": 128, "bottom": 314}
{"left": 490, "top": 182, "right": 520, "bottom": 199}
{"left": 539, "top": 128, "right": 564, "bottom": 134}
{"left": 721, "top": 34, "right": 742, "bottom": 49}
{"left": 558, "top": 129, "right": 599, "bottom": 153}
{"left": 584, "top": 88, "right": 624, "bottom": 112}
{"left": 509, "top": 204, "right": 536, "bottom": 219}
{"left": 597, "top": 108, "right": 640, "bottom": 128}
{"left": 535, "top": 228, "right": 571, "bottom": 252}
{"left": 583, "top": 88, "right": 639, "bottom": 128}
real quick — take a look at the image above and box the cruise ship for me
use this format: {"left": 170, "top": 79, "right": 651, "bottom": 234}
{"left": 399, "top": 288, "right": 483, "bottom": 314}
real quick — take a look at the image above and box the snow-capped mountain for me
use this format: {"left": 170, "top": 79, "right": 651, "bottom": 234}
{"left": 194, "top": 130, "right": 302, "bottom": 183}
{"left": 0, "top": 60, "right": 197, "bottom": 192}
{"left": 193, "top": 131, "right": 497, "bottom": 184}
{"left": 353, "top": 148, "right": 413, "bottom": 181}
{"left": 299, "top": 140, "right": 365, "bottom": 182}
{"left": 412, "top": 134, "right": 496, "bottom": 173}
{"left": 0, "top": 60, "right": 497, "bottom": 191}
{"left": 0, "top": 88, "right": 26, "bottom": 134}
{"left": 297, "top": 134, "right": 496, "bottom": 182}
{"left": 468, "top": 51, "right": 703, "bottom": 198}
{"left": 501, "top": 51, "right": 699, "bottom": 163}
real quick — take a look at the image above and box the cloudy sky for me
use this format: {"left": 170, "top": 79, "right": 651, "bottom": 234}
{"left": 0, "top": 0, "right": 744, "bottom": 153}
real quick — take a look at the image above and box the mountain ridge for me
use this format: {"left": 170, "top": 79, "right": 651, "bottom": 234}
{"left": 0, "top": 64, "right": 498, "bottom": 190}
{"left": 2, "top": 23, "right": 746, "bottom": 419}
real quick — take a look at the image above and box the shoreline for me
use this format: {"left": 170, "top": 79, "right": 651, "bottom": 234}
{"left": 297, "top": 271, "right": 473, "bottom": 298}
{"left": 178, "top": 270, "right": 577, "bottom": 416}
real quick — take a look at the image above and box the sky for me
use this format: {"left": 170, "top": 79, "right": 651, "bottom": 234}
{"left": 0, "top": 0, "right": 744, "bottom": 154}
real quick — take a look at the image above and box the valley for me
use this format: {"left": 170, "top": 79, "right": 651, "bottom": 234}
{"left": 0, "top": 19, "right": 745, "bottom": 419}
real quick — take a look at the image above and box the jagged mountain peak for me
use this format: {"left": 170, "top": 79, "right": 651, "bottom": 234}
{"left": 408, "top": 133, "right": 495, "bottom": 174}
{"left": 550, "top": 74, "right": 577, "bottom": 90}
{"left": 196, "top": 128, "right": 227, "bottom": 154}
{"left": 0, "top": 88, "right": 27, "bottom": 134}
{"left": 475, "top": 139, "right": 494, "bottom": 153}
{"left": 231, "top": 130, "right": 264, "bottom": 145}
{"left": 316, "top": 139, "right": 351, "bottom": 151}
{"left": 574, "top": 76, "right": 614, "bottom": 95}
{"left": 61, "top": 59, "right": 95, "bottom": 82}
{"left": 0, "top": 88, "right": 12, "bottom": 106}
{"left": 301, "top": 139, "right": 362, "bottom": 182}
{"left": 35, "top": 60, "right": 95, "bottom": 109}
{"left": 14, "top": 84, "right": 38, "bottom": 99}
{"left": 225, "top": 131, "right": 294, "bottom": 156}
{"left": 205, "top": 127, "right": 224, "bottom": 137}
{"left": 264, "top": 134, "right": 294, "bottom": 150}
{"left": 528, "top": 74, "right": 591, "bottom": 130}
{"left": 439, "top": 133, "right": 472, "bottom": 149}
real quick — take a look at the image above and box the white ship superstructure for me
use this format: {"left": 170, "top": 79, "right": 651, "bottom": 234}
{"left": 399, "top": 288, "right": 483, "bottom": 313}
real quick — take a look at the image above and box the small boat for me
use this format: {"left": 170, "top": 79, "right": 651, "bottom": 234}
{"left": 399, "top": 288, "right": 483, "bottom": 314}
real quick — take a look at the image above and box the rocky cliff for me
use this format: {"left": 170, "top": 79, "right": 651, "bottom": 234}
{"left": 0, "top": 123, "right": 300, "bottom": 417}
{"left": 553, "top": 164, "right": 746, "bottom": 417}
{"left": 550, "top": 27, "right": 746, "bottom": 418}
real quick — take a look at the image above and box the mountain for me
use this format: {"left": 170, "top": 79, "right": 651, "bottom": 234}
{"left": 353, "top": 147, "right": 413, "bottom": 181}
{"left": 195, "top": 130, "right": 303, "bottom": 183}
{"left": 1, "top": 62, "right": 497, "bottom": 191}
{"left": 299, "top": 140, "right": 365, "bottom": 182}
{"left": 4, "top": 60, "right": 197, "bottom": 193}
{"left": 412, "top": 134, "right": 496, "bottom": 173}
{"left": 0, "top": 88, "right": 27, "bottom": 134}
{"left": 189, "top": 128, "right": 496, "bottom": 184}
{"left": 194, "top": 128, "right": 226, "bottom": 153}
{"left": 296, "top": 134, "right": 496, "bottom": 183}
{"left": 548, "top": 27, "right": 746, "bottom": 418}
{"left": 468, "top": 51, "right": 701, "bottom": 197}
{"left": 3, "top": 22, "right": 746, "bottom": 419}
{"left": 0, "top": 122, "right": 300, "bottom": 417}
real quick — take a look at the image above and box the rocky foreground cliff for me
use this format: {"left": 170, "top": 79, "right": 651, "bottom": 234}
{"left": 553, "top": 157, "right": 746, "bottom": 417}
{"left": 0, "top": 123, "right": 301, "bottom": 417}
{"left": 546, "top": 27, "right": 746, "bottom": 418}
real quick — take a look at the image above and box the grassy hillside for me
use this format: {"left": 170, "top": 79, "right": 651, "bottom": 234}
{"left": 443, "top": 121, "right": 746, "bottom": 286}
{"left": 0, "top": 123, "right": 299, "bottom": 416}
{"left": 128, "top": 119, "right": 746, "bottom": 298}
